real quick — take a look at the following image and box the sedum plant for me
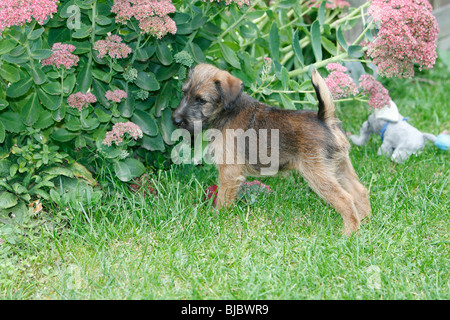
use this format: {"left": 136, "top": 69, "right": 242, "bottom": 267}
{"left": 0, "top": 0, "right": 439, "bottom": 220}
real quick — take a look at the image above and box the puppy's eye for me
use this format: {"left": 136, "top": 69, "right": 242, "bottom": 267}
{"left": 196, "top": 97, "right": 207, "bottom": 104}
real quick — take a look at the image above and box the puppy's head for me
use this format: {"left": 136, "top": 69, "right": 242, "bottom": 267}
{"left": 172, "top": 63, "right": 243, "bottom": 133}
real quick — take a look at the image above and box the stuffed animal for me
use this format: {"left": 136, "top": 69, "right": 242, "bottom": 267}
{"left": 350, "top": 101, "right": 449, "bottom": 163}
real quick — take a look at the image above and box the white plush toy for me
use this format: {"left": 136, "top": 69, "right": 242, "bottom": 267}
{"left": 350, "top": 101, "right": 450, "bottom": 163}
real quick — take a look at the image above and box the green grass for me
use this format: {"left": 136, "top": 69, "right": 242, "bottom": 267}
{"left": 1, "top": 61, "right": 449, "bottom": 300}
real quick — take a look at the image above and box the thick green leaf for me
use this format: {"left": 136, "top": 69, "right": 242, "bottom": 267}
{"left": 113, "top": 160, "right": 133, "bottom": 182}
{"left": 41, "top": 81, "right": 62, "bottom": 95}
{"left": 28, "top": 28, "right": 45, "bottom": 40}
{"left": 269, "top": 22, "right": 280, "bottom": 62}
{"left": 280, "top": 67, "right": 289, "bottom": 90}
{"left": 0, "top": 111, "right": 25, "bottom": 133}
{"left": 135, "top": 44, "right": 156, "bottom": 60}
{"left": 219, "top": 42, "right": 241, "bottom": 69}
{"left": 318, "top": 0, "right": 326, "bottom": 25}
{"left": 348, "top": 45, "right": 364, "bottom": 58}
{"left": 161, "top": 108, "right": 176, "bottom": 145}
{"left": 72, "top": 24, "right": 91, "bottom": 39}
{"left": 142, "top": 134, "right": 165, "bottom": 152}
{"left": 69, "top": 162, "right": 96, "bottom": 186}
{"left": 96, "top": 15, "right": 112, "bottom": 26}
{"left": 52, "top": 104, "right": 66, "bottom": 122}
{"left": 135, "top": 72, "right": 160, "bottom": 91}
{"left": 0, "top": 159, "right": 10, "bottom": 176}
{"left": 77, "top": 59, "right": 93, "bottom": 93}
{"left": 2, "top": 53, "right": 29, "bottom": 64}
{"left": 37, "top": 88, "right": 60, "bottom": 110}
{"left": 189, "top": 42, "right": 205, "bottom": 64}
{"left": 280, "top": 93, "right": 295, "bottom": 110}
{"left": 6, "top": 78, "right": 33, "bottom": 98}
{"left": 311, "top": 20, "right": 322, "bottom": 62}
{"left": 51, "top": 128, "right": 78, "bottom": 142}
{"left": 0, "top": 39, "right": 17, "bottom": 55}
{"left": 43, "top": 166, "right": 74, "bottom": 178}
{"left": 0, "top": 99, "right": 8, "bottom": 111}
{"left": 63, "top": 73, "right": 76, "bottom": 94}
{"left": 92, "top": 79, "right": 109, "bottom": 108}
{"left": 118, "top": 90, "right": 135, "bottom": 118}
{"left": 30, "top": 64, "right": 47, "bottom": 85}
{"left": 0, "top": 64, "right": 20, "bottom": 83}
{"left": 131, "top": 109, "right": 158, "bottom": 136}
{"left": 292, "top": 30, "right": 304, "bottom": 66}
{"left": 92, "top": 69, "right": 112, "bottom": 83}
{"left": 34, "top": 110, "right": 54, "bottom": 130}
{"left": 22, "top": 93, "right": 41, "bottom": 126}
{"left": 94, "top": 108, "right": 112, "bottom": 123}
{"left": 321, "top": 36, "right": 337, "bottom": 56}
{"left": 81, "top": 117, "right": 100, "bottom": 131}
{"left": 156, "top": 40, "right": 173, "bottom": 66}
{"left": 337, "top": 26, "right": 348, "bottom": 50}
{"left": 30, "top": 49, "right": 52, "bottom": 60}
{"left": 123, "top": 158, "right": 145, "bottom": 180}
{"left": 0, "top": 191, "right": 17, "bottom": 209}
{"left": 0, "top": 121, "right": 5, "bottom": 143}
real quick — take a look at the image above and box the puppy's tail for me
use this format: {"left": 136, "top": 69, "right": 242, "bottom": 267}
{"left": 311, "top": 68, "right": 335, "bottom": 123}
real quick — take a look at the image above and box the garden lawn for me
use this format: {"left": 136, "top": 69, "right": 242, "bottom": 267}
{"left": 1, "top": 61, "right": 448, "bottom": 300}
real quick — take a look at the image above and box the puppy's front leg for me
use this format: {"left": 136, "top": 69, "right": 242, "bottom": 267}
{"left": 215, "top": 164, "right": 245, "bottom": 208}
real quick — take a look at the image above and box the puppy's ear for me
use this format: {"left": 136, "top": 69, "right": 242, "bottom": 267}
{"left": 214, "top": 71, "right": 243, "bottom": 111}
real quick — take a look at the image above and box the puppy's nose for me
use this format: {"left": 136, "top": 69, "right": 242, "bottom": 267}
{"left": 173, "top": 116, "right": 183, "bottom": 126}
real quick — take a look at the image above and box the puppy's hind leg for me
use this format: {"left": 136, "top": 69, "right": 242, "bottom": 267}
{"left": 298, "top": 160, "right": 361, "bottom": 236}
{"left": 336, "top": 158, "right": 371, "bottom": 222}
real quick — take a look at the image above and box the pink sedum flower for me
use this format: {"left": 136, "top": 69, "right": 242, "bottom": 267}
{"left": 309, "top": 0, "right": 350, "bottom": 9}
{"left": 0, "top": 0, "right": 58, "bottom": 34}
{"left": 93, "top": 33, "right": 132, "bottom": 59}
{"left": 103, "top": 121, "right": 143, "bottom": 146}
{"left": 111, "top": 0, "right": 177, "bottom": 38}
{"left": 67, "top": 92, "right": 97, "bottom": 111}
{"left": 367, "top": 0, "right": 439, "bottom": 78}
{"left": 359, "top": 75, "right": 391, "bottom": 109}
{"left": 41, "top": 43, "right": 79, "bottom": 70}
{"left": 105, "top": 89, "right": 127, "bottom": 103}
{"left": 139, "top": 15, "right": 177, "bottom": 39}
{"left": 325, "top": 63, "right": 358, "bottom": 99}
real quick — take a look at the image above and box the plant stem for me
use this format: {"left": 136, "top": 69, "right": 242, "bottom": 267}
{"left": 212, "top": 0, "right": 262, "bottom": 46}
{"left": 130, "top": 33, "right": 142, "bottom": 66}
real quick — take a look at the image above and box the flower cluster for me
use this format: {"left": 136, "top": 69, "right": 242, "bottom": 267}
{"left": 67, "top": 92, "right": 97, "bottom": 111}
{"left": 324, "top": 63, "right": 358, "bottom": 99}
{"left": 93, "top": 33, "right": 132, "bottom": 59}
{"left": 0, "top": 0, "right": 58, "bottom": 34}
{"left": 174, "top": 50, "right": 194, "bottom": 68}
{"left": 359, "top": 75, "right": 391, "bottom": 109}
{"left": 309, "top": 0, "right": 350, "bottom": 9}
{"left": 41, "top": 43, "right": 79, "bottom": 70}
{"left": 123, "top": 66, "right": 138, "bottom": 82}
{"left": 105, "top": 89, "right": 128, "bottom": 103}
{"left": 203, "top": 0, "right": 251, "bottom": 7}
{"left": 103, "top": 121, "right": 143, "bottom": 146}
{"left": 367, "top": 0, "right": 439, "bottom": 78}
{"left": 111, "top": 0, "right": 177, "bottom": 38}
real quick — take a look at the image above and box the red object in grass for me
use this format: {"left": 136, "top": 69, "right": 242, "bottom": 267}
{"left": 205, "top": 185, "right": 218, "bottom": 206}
{"left": 129, "top": 174, "right": 157, "bottom": 197}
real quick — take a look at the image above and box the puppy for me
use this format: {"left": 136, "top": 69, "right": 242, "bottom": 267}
{"left": 172, "top": 64, "right": 371, "bottom": 235}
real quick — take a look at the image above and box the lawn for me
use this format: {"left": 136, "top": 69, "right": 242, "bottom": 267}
{"left": 1, "top": 60, "right": 448, "bottom": 300}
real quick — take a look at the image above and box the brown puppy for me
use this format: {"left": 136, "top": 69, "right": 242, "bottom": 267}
{"left": 172, "top": 63, "right": 371, "bottom": 235}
